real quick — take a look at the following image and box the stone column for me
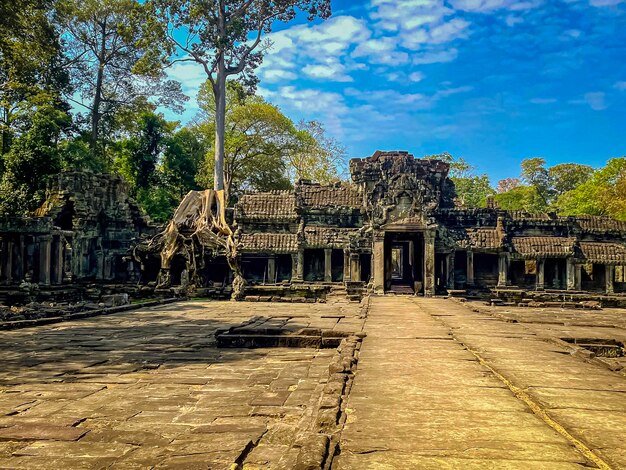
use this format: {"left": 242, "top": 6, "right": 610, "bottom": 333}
{"left": 54, "top": 237, "right": 64, "bottom": 285}
{"left": 4, "top": 238, "right": 13, "bottom": 284}
{"left": 566, "top": 258, "right": 576, "bottom": 291}
{"left": 343, "top": 251, "right": 350, "bottom": 282}
{"left": 291, "top": 253, "right": 298, "bottom": 282}
{"left": 447, "top": 253, "right": 455, "bottom": 290}
{"left": 466, "top": 250, "right": 474, "bottom": 287}
{"left": 373, "top": 232, "right": 385, "bottom": 293}
{"left": 296, "top": 249, "right": 304, "bottom": 282}
{"left": 267, "top": 256, "right": 276, "bottom": 284}
{"left": 606, "top": 265, "right": 615, "bottom": 294}
{"left": 497, "top": 252, "right": 509, "bottom": 288}
{"left": 0, "top": 237, "right": 5, "bottom": 282}
{"left": 38, "top": 235, "right": 52, "bottom": 286}
{"left": 575, "top": 265, "right": 582, "bottom": 291}
{"left": 423, "top": 231, "right": 436, "bottom": 297}
{"left": 17, "top": 235, "right": 25, "bottom": 281}
{"left": 350, "top": 254, "right": 361, "bottom": 282}
{"left": 324, "top": 249, "right": 332, "bottom": 282}
{"left": 536, "top": 258, "right": 545, "bottom": 291}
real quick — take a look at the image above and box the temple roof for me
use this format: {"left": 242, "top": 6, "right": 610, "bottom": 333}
{"left": 297, "top": 182, "right": 361, "bottom": 209}
{"left": 574, "top": 216, "right": 626, "bottom": 233}
{"left": 304, "top": 227, "right": 358, "bottom": 249}
{"left": 511, "top": 237, "right": 577, "bottom": 259}
{"left": 235, "top": 191, "right": 298, "bottom": 221}
{"left": 239, "top": 232, "right": 298, "bottom": 254}
{"left": 467, "top": 228, "right": 504, "bottom": 250}
{"left": 578, "top": 241, "right": 626, "bottom": 265}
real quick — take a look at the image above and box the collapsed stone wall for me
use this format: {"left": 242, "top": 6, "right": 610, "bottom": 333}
{"left": 0, "top": 171, "right": 155, "bottom": 299}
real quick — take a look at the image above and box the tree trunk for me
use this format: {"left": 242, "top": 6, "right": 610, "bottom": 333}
{"left": 213, "top": 57, "right": 226, "bottom": 193}
{"left": 91, "top": 21, "right": 107, "bottom": 158}
{"left": 1, "top": 106, "right": 10, "bottom": 156}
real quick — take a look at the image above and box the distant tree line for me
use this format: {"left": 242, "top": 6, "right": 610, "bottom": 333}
{"left": 439, "top": 155, "right": 626, "bottom": 221}
{"left": 0, "top": 0, "right": 342, "bottom": 221}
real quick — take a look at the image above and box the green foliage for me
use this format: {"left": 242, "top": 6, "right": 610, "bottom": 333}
{"left": 493, "top": 185, "right": 546, "bottom": 213}
{"left": 136, "top": 186, "right": 178, "bottom": 223}
{"left": 289, "top": 120, "right": 346, "bottom": 183}
{"left": 56, "top": 0, "right": 185, "bottom": 158}
{"left": 549, "top": 163, "right": 594, "bottom": 196}
{"left": 426, "top": 153, "right": 494, "bottom": 208}
{"left": 557, "top": 157, "right": 626, "bottom": 221}
{"left": 162, "top": 128, "right": 206, "bottom": 198}
{"left": 452, "top": 175, "right": 495, "bottom": 208}
{"left": 195, "top": 81, "right": 339, "bottom": 198}
{"left": 113, "top": 111, "right": 174, "bottom": 190}
{"left": 0, "top": 91, "right": 71, "bottom": 214}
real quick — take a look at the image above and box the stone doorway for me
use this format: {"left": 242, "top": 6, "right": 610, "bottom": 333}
{"left": 384, "top": 232, "right": 424, "bottom": 294}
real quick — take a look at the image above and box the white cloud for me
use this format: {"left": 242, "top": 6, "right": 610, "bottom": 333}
{"left": 450, "top": 0, "right": 542, "bottom": 11}
{"left": 412, "top": 48, "right": 459, "bottom": 65}
{"left": 589, "top": 0, "right": 625, "bottom": 6}
{"left": 409, "top": 71, "right": 426, "bottom": 82}
{"left": 530, "top": 98, "right": 558, "bottom": 104}
{"left": 505, "top": 15, "right": 524, "bottom": 26}
{"left": 584, "top": 92, "right": 608, "bottom": 110}
{"left": 167, "top": 60, "right": 207, "bottom": 99}
{"left": 614, "top": 81, "right": 626, "bottom": 91}
{"left": 258, "top": 15, "right": 371, "bottom": 84}
{"left": 262, "top": 69, "right": 298, "bottom": 83}
{"left": 302, "top": 63, "right": 354, "bottom": 82}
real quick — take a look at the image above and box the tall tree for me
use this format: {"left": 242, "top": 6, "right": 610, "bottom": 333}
{"left": 548, "top": 163, "right": 594, "bottom": 198}
{"left": 150, "top": 0, "right": 331, "bottom": 194}
{"left": 520, "top": 157, "right": 552, "bottom": 209}
{"left": 426, "top": 153, "right": 495, "bottom": 208}
{"left": 57, "top": 0, "right": 185, "bottom": 161}
{"left": 195, "top": 81, "right": 294, "bottom": 199}
{"left": 1, "top": 0, "right": 70, "bottom": 156}
{"left": 162, "top": 128, "right": 206, "bottom": 199}
{"left": 557, "top": 157, "right": 626, "bottom": 221}
{"left": 288, "top": 120, "right": 346, "bottom": 183}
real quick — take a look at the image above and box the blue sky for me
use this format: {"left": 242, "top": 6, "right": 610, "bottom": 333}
{"left": 165, "top": 0, "right": 626, "bottom": 184}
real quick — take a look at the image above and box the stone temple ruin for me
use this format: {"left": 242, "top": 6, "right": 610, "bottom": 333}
{"left": 1, "top": 151, "right": 626, "bottom": 306}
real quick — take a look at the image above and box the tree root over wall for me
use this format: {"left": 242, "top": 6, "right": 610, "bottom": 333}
{"left": 136, "top": 189, "right": 246, "bottom": 300}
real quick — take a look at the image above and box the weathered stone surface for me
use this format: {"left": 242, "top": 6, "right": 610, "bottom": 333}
{"left": 0, "top": 299, "right": 362, "bottom": 469}
{"left": 0, "top": 424, "right": 88, "bottom": 442}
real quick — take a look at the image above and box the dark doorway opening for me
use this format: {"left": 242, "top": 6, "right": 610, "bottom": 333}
{"left": 384, "top": 232, "right": 423, "bottom": 293}
{"left": 331, "top": 249, "right": 344, "bottom": 282}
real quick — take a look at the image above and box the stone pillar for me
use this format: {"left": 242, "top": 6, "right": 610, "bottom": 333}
{"left": 291, "top": 253, "right": 298, "bottom": 282}
{"left": 466, "top": 250, "right": 474, "bottom": 287}
{"left": 373, "top": 232, "right": 385, "bottom": 293}
{"left": 497, "top": 252, "right": 509, "bottom": 288}
{"left": 296, "top": 249, "right": 304, "bottom": 282}
{"left": 447, "top": 253, "right": 455, "bottom": 290}
{"left": 606, "top": 265, "right": 615, "bottom": 295}
{"left": 536, "top": 258, "right": 545, "bottom": 291}
{"left": 38, "top": 235, "right": 52, "bottom": 286}
{"left": 4, "top": 238, "right": 13, "bottom": 284}
{"left": 350, "top": 254, "right": 361, "bottom": 282}
{"left": 575, "top": 265, "right": 582, "bottom": 291}
{"left": 267, "top": 256, "right": 276, "bottom": 284}
{"left": 54, "top": 237, "right": 64, "bottom": 285}
{"left": 0, "top": 237, "right": 5, "bottom": 282}
{"left": 324, "top": 249, "right": 332, "bottom": 282}
{"left": 343, "top": 251, "right": 350, "bottom": 282}
{"left": 566, "top": 258, "right": 576, "bottom": 291}
{"left": 423, "top": 231, "right": 436, "bottom": 297}
{"left": 17, "top": 235, "right": 25, "bottom": 281}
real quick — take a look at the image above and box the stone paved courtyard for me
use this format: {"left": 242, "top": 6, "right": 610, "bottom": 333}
{"left": 0, "top": 297, "right": 625, "bottom": 469}
{"left": 0, "top": 299, "right": 364, "bottom": 469}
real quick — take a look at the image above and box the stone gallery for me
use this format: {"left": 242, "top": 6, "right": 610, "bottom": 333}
{"left": 1, "top": 150, "right": 624, "bottom": 303}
